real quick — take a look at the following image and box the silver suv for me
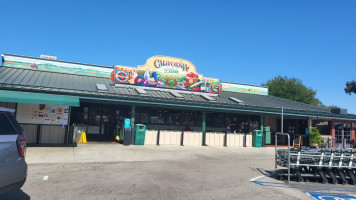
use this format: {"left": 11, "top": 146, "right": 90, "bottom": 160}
{"left": 0, "top": 108, "right": 27, "bottom": 195}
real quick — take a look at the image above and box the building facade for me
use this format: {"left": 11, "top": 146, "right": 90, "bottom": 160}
{"left": 0, "top": 53, "right": 355, "bottom": 147}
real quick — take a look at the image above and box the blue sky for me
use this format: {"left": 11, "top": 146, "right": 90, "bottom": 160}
{"left": 1, "top": 0, "right": 355, "bottom": 114}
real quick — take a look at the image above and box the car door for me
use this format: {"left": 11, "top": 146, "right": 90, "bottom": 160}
{"left": 0, "top": 112, "right": 22, "bottom": 189}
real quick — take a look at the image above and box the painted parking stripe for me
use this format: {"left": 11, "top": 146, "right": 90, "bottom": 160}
{"left": 43, "top": 176, "right": 48, "bottom": 181}
{"left": 250, "top": 175, "right": 265, "bottom": 182}
{"left": 251, "top": 181, "right": 356, "bottom": 193}
{"left": 307, "top": 193, "right": 356, "bottom": 200}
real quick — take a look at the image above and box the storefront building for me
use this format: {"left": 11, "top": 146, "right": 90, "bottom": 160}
{"left": 1, "top": 53, "right": 355, "bottom": 147}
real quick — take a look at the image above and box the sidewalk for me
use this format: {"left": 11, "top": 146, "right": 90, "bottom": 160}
{"left": 25, "top": 144, "right": 276, "bottom": 164}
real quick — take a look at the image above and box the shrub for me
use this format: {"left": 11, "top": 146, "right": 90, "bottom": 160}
{"left": 309, "top": 127, "right": 321, "bottom": 146}
{"left": 351, "top": 139, "right": 356, "bottom": 149}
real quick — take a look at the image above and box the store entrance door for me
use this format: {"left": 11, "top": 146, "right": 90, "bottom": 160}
{"left": 335, "top": 123, "right": 351, "bottom": 148}
{"left": 101, "top": 105, "right": 129, "bottom": 141}
{"left": 71, "top": 102, "right": 130, "bottom": 142}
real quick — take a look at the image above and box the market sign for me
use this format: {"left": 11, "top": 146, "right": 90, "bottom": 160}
{"left": 137, "top": 56, "right": 198, "bottom": 75}
{"left": 222, "top": 82, "right": 268, "bottom": 95}
{"left": 111, "top": 56, "right": 222, "bottom": 94}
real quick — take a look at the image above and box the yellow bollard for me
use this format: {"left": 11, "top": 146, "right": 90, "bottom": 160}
{"left": 83, "top": 132, "right": 87, "bottom": 143}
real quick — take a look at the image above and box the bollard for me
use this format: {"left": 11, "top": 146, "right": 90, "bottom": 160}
{"left": 224, "top": 132, "right": 228, "bottom": 147}
{"left": 180, "top": 131, "right": 184, "bottom": 146}
{"left": 131, "top": 129, "right": 135, "bottom": 145}
{"left": 243, "top": 133, "right": 247, "bottom": 147}
{"left": 343, "top": 138, "right": 347, "bottom": 149}
{"left": 123, "top": 130, "right": 131, "bottom": 146}
{"left": 202, "top": 131, "right": 206, "bottom": 146}
{"left": 156, "top": 129, "right": 160, "bottom": 146}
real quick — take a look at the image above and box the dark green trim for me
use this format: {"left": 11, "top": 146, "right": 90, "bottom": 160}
{"left": 131, "top": 105, "right": 135, "bottom": 131}
{"left": 1, "top": 87, "right": 355, "bottom": 121}
{"left": 0, "top": 89, "right": 80, "bottom": 107}
{"left": 202, "top": 111, "right": 206, "bottom": 146}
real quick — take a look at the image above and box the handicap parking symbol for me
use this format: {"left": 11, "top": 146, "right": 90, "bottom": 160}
{"left": 308, "top": 193, "right": 356, "bottom": 200}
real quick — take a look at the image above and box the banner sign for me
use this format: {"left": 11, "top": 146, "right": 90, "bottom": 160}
{"left": 2, "top": 54, "right": 112, "bottom": 77}
{"left": 222, "top": 82, "right": 268, "bottom": 95}
{"left": 111, "top": 56, "right": 222, "bottom": 94}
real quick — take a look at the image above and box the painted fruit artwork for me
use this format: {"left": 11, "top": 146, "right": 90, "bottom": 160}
{"left": 111, "top": 66, "right": 222, "bottom": 94}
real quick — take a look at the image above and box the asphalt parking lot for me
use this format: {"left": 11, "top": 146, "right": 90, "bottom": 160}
{"left": 1, "top": 144, "right": 356, "bottom": 200}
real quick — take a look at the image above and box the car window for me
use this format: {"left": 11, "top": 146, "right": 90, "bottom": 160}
{"left": 6, "top": 112, "right": 23, "bottom": 134}
{"left": 0, "top": 112, "right": 18, "bottom": 135}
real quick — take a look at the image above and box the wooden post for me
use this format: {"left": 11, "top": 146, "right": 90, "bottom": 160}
{"left": 307, "top": 117, "right": 312, "bottom": 129}
{"left": 331, "top": 120, "right": 335, "bottom": 148}
{"left": 351, "top": 122, "right": 355, "bottom": 141}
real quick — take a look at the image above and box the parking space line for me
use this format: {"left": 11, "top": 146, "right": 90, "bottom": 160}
{"left": 43, "top": 176, "right": 48, "bottom": 181}
{"left": 250, "top": 175, "right": 265, "bottom": 181}
{"left": 251, "top": 180, "right": 356, "bottom": 192}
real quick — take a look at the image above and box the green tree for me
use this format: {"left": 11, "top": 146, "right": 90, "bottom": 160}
{"left": 262, "top": 76, "right": 322, "bottom": 106}
{"left": 345, "top": 80, "right": 356, "bottom": 95}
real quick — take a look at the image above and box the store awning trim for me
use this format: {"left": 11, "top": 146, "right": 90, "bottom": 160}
{"left": 0, "top": 90, "right": 80, "bottom": 107}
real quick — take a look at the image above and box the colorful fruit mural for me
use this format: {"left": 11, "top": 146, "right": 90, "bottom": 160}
{"left": 110, "top": 56, "right": 222, "bottom": 94}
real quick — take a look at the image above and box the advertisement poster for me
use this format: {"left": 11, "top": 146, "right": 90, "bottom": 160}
{"left": 16, "top": 103, "right": 69, "bottom": 125}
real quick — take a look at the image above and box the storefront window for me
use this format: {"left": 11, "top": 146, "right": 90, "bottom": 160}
{"left": 183, "top": 111, "right": 201, "bottom": 127}
{"left": 312, "top": 120, "right": 331, "bottom": 135}
{"left": 206, "top": 112, "right": 225, "bottom": 128}
{"left": 136, "top": 107, "right": 182, "bottom": 125}
{"left": 206, "top": 112, "right": 259, "bottom": 133}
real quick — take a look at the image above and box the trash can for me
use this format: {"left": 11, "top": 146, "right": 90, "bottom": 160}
{"left": 134, "top": 124, "right": 146, "bottom": 145}
{"left": 264, "top": 127, "right": 271, "bottom": 145}
{"left": 252, "top": 130, "right": 263, "bottom": 147}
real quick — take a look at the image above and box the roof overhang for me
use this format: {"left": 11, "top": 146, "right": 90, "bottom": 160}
{"left": 0, "top": 90, "right": 80, "bottom": 107}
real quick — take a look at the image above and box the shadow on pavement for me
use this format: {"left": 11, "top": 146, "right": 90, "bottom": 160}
{"left": 0, "top": 189, "right": 30, "bottom": 200}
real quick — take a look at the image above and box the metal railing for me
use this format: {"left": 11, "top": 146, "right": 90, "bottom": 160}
{"left": 275, "top": 132, "right": 291, "bottom": 182}
{"left": 275, "top": 133, "right": 354, "bottom": 183}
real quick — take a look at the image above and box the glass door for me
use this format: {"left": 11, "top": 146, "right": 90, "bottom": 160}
{"left": 335, "top": 123, "right": 351, "bottom": 148}
{"left": 344, "top": 123, "right": 351, "bottom": 148}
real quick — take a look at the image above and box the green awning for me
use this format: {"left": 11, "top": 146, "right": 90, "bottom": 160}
{"left": 0, "top": 90, "right": 80, "bottom": 107}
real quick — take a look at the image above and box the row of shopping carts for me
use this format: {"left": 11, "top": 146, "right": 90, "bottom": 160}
{"left": 275, "top": 133, "right": 356, "bottom": 185}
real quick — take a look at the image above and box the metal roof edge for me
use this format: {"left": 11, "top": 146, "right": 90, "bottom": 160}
{"left": 234, "top": 91, "right": 331, "bottom": 113}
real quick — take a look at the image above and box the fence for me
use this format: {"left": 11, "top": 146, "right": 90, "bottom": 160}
{"left": 144, "top": 130, "right": 252, "bottom": 147}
